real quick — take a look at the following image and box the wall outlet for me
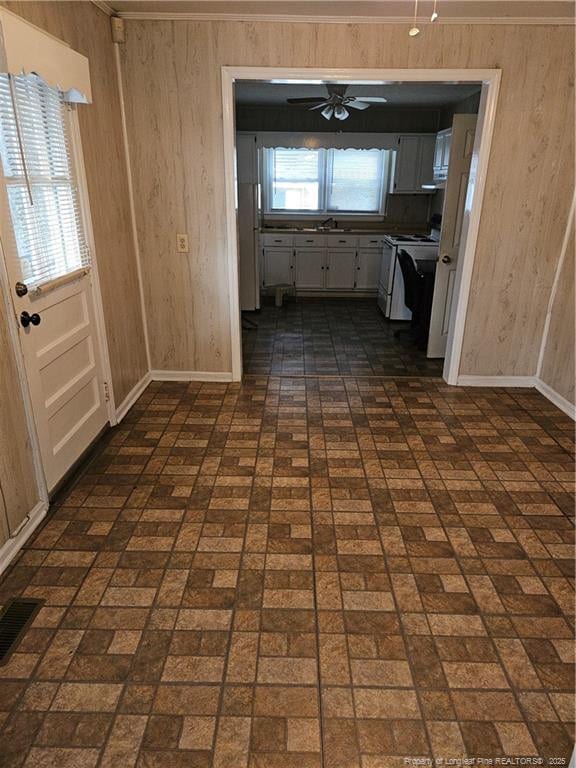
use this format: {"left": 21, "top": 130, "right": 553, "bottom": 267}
{"left": 176, "top": 233, "right": 189, "bottom": 253}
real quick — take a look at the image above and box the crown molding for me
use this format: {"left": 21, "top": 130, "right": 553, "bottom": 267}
{"left": 115, "top": 11, "right": 575, "bottom": 23}
{"left": 91, "top": 1, "right": 116, "bottom": 16}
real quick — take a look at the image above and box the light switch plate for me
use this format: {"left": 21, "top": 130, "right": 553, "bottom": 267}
{"left": 176, "top": 233, "right": 189, "bottom": 253}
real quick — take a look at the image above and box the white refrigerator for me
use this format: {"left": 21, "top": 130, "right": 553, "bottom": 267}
{"left": 236, "top": 133, "right": 261, "bottom": 311}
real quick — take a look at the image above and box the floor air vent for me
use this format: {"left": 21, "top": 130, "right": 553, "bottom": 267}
{"left": 0, "top": 598, "right": 44, "bottom": 665}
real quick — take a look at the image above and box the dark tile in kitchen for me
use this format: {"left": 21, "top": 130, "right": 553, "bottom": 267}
{"left": 242, "top": 297, "right": 444, "bottom": 377}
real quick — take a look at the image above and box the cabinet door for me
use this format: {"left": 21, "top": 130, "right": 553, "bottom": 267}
{"left": 326, "top": 249, "right": 356, "bottom": 290}
{"left": 417, "top": 135, "right": 436, "bottom": 188}
{"left": 295, "top": 248, "right": 325, "bottom": 289}
{"left": 356, "top": 249, "right": 381, "bottom": 290}
{"left": 236, "top": 133, "right": 257, "bottom": 184}
{"left": 394, "top": 136, "right": 420, "bottom": 193}
{"left": 263, "top": 247, "right": 293, "bottom": 286}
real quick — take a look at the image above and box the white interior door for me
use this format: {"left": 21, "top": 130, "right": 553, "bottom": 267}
{"left": 0, "top": 73, "right": 109, "bottom": 492}
{"left": 427, "top": 115, "right": 477, "bottom": 358}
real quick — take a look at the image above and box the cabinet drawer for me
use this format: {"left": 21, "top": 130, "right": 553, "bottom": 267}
{"left": 327, "top": 235, "right": 358, "bottom": 248}
{"left": 293, "top": 234, "right": 326, "bottom": 247}
{"left": 261, "top": 233, "right": 294, "bottom": 246}
{"left": 358, "top": 235, "right": 385, "bottom": 249}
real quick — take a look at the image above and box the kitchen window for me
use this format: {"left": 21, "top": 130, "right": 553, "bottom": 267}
{"left": 263, "top": 147, "right": 392, "bottom": 215}
{"left": 0, "top": 73, "right": 90, "bottom": 289}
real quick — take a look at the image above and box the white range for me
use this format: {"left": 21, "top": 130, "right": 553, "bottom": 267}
{"left": 378, "top": 233, "right": 440, "bottom": 321}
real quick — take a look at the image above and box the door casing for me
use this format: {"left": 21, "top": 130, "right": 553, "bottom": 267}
{"left": 221, "top": 66, "right": 501, "bottom": 384}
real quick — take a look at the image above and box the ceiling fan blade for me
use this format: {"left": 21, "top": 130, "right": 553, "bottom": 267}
{"left": 347, "top": 100, "right": 370, "bottom": 110}
{"left": 309, "top": 101, "right": 331, "bottom": 111}
{"left": 354, "top": 96, "right": 388, "bottom": 103}
{"left": 286, "top": 97, "right": 327, "bottom": 104}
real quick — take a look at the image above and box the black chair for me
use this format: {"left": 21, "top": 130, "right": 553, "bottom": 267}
{"left": 394, "top": 249, "right": 423, "bottom": 342}
{"left": 394, "top": 249, "right": 436, "bottom": 351}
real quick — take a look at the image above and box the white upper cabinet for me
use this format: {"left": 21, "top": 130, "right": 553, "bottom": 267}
{"left": 433, "top": 128, "right": 452, "bottom": 184}
{"left": 391, "top": 134, "right": 436, "bottom": 194}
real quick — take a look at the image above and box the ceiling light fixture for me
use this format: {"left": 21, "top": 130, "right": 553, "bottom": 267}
{"left": 321, "top": 105, "right": 334, "bottom": 120}
{"left": 430, "top": 0, "right": 439, "bottom": 22}
{"left": 334, "top": 105, "right": 349, "bottom": 120}
{"left": 409, "top": 0, "right": 420, "bottom": 36}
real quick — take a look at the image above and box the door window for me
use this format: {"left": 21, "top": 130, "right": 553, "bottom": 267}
{"left": 0, "top": 73, "right": 90, "bottom": 288}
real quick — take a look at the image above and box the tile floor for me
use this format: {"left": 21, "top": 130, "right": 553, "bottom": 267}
{"left": 242, "top": 298, "right": 444, "bottom": 377}
{"left": 0, "top": 377, "right": 574, "bottom": 767}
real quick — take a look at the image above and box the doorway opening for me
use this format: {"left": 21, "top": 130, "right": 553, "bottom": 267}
{"left": 222, "top": 67, "right": 500, "bottom": 383}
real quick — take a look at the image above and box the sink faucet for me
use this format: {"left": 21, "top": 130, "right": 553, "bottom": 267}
{"left": 319, "top": 217, "right": 337, "bottom": 229}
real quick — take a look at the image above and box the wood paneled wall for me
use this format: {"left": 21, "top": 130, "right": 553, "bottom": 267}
{"left": 5, "top": 1, "right": 148, "bottom": 404}
{"left": 540, "top": 222, "right": 575, "bottom": 407}
{"left": 0, "top": 2, "right": 148, "bottom": 543}
{"left": 121, "top": 20, "right": 574, "bottom": 376}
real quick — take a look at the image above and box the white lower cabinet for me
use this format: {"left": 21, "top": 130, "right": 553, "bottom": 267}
{"left": 263, "top": 246, "right": 292, "bottom": 286}
{"left": 261, "top": 233, "right": 385, "bottom": 294}
{"left": 295, "top": 248, "right": 325, "bottom": 289}
{"left": 326, "top": 249, "right": 357, "bottom": 290}
{"left": 356, "top": 249, "right": 382, "bottom": 290}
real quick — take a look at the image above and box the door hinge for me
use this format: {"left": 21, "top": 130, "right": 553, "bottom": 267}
{"left": 103, "top": 381, "right": 111, "bottom": 402}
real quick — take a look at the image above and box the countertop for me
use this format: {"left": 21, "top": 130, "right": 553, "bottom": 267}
{"left": 260, "top": 227, "right": 429, "bottom": 235}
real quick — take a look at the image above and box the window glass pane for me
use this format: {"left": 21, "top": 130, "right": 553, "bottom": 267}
{"left": 327, "top": 148, "right": 383, "bottom": 212}
{"left": 271, "top": 148, "right": 321, "bottom": 211}
{"left": 0, "top": 73, "right": 89, "bottom": 288}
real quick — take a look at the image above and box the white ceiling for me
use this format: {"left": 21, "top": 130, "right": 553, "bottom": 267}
{"left": 100, "top": 0, "right": 576, "bottom": 24}
{"left": 235, "top": 82, "right": 482, "bottom": 107}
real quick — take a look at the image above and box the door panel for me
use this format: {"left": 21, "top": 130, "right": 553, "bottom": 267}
{"left": 14, "top": 274, "right": 108, "bottom": 491}
{"left": 326, "top": 250, "right": 356, "bottom": 290}
{"left": 263, "top": 247, "right": 292, "bottom": 286}
{"left": 356, "top": 250, "right": 381, "bottom": 290}
{"left": 427, "top": 115, "right": 477, "bottom": 359}
{"left": 295, "top": 248, "right": 324, "bottom": 289}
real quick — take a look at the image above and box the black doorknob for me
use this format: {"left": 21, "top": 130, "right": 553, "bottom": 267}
{"left": 20, "top": 311, "right": 41, "bottom": 328}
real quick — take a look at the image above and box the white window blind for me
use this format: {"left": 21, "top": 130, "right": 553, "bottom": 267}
{"left": 269, "top": 148, "right": 321, "bottom": 211}
{"left": 0, "top": 73, "right": 89, "bottom": 288}
{"left": 327, "top": 149, "right": 383, "bottom": 212}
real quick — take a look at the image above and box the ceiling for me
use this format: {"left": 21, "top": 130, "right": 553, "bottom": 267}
{"left": 235, "top": 82, "right": 481, "bottom": 108}
{"left": 96, "top": 0, "right": 575, "bottom": 24}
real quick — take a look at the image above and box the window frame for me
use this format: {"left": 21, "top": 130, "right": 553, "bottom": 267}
{"left": 262, "top": 146, "right": 391, "bottom": 217}
{"left": 0, "top": 73, "right": 91, "bottom": 291}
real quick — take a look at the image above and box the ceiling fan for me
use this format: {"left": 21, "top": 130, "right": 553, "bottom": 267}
{"left": 286, "top": 84, "right": 387, "bottom": 121}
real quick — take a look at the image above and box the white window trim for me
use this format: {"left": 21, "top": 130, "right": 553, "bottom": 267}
{"left": 262, "top": 146, "right": 391, "bottom": 216}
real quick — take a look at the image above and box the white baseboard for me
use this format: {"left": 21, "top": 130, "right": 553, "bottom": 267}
{"left": 535, "top": 378, "right": 576, "bottom": 420}
{"left": 457, "top": 375, "right": 537, "bottom": 388}
{"left": 0, "top": 501, "right": 48, "bottom": 577}
{"left": 150, "top": 370, "right": 234, "bottom": 382}
{"left": 115, "top": 371, "right": 152, "bottom": 423}
{"left": 456, "top": 374, "right": 575, "bottom": 421}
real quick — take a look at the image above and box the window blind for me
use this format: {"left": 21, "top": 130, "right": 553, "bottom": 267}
{"left": 327, "top": 149, "right": 383, "bottom": 212}
{"left": 269, "top": 148, "right": 321, "bottom": 211}
{"left": 0, "top": 73, "right": 89, "bottom": 288}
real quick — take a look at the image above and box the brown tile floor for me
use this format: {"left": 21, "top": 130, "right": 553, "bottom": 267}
{"left": 0, "top": 377, "right": 574, "bottom": 768}
{"left": 242, "top": 298, "right": 444, "bottom": 377}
